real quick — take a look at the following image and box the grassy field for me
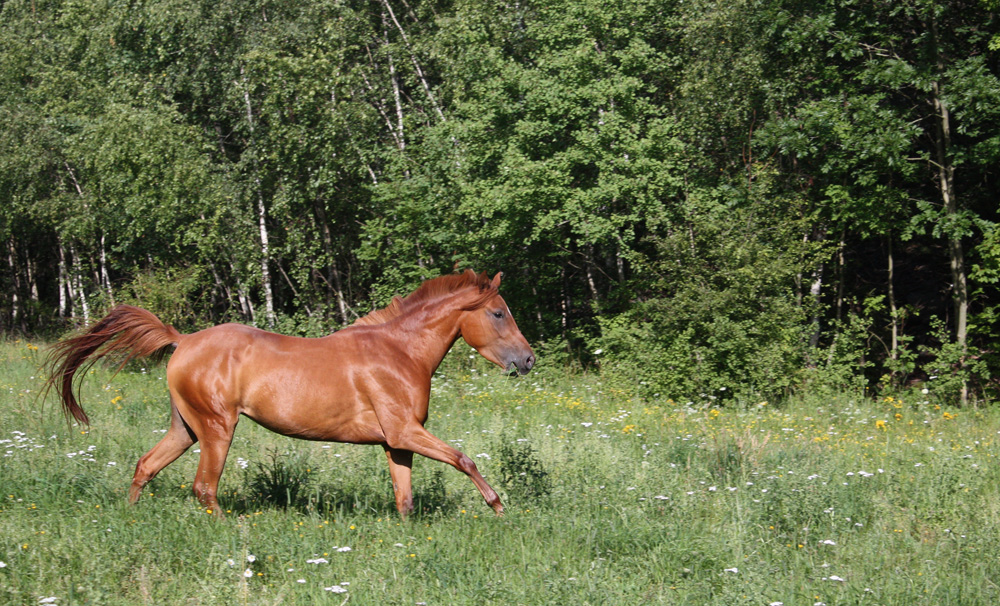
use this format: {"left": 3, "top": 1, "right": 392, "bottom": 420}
{"left": 1, "top": 339, "right": 999, "bottom": 605}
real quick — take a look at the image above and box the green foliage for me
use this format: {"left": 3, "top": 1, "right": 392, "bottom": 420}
{"left": 919, "top": 317, "right": 996, "bottom": 404}
{"left": 799, "top": 297, "right": 885, "bottom": 397}
{"left": 1, "top": 0, "right": 999, "bottom": 401}
{"left": 271, "top": 308, "right": 338, "bottom": 338}
{"left": 493, "top": 433, "right": 551, "bottom": 500}
{"left": 118, "top": 266, "right": 212, "bottom": 332}
{"left": 240, "top": 449, "right": 313, "bottom": 511}
{"left": 596, "top": 186, "right": 812, "bottom": 401}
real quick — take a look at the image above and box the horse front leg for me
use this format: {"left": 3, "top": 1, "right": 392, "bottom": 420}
{"left": 382, "top": 445, "right": 414, "bottom": 517}
{"left": 388, "top": 425, "right": 503, "bottom": 515}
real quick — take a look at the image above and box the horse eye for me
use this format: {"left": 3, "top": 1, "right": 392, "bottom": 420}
{"left": 492, "top": 310, "right": 504, "bottom": 319}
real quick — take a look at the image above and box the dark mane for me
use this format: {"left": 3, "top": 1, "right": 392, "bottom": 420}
{"left": 353, "top": 270, "right": 498, "bottom": 326}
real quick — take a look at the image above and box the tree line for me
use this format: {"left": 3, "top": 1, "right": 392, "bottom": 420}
{"left": 2, "top": 0, "right": 998, "bottom": 403}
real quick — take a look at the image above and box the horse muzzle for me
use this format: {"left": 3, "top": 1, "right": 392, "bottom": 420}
{"left": 507, "top": 353, "right": 535, "bottom": 376}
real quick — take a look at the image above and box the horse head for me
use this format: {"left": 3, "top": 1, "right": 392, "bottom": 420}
{"left": 459, "top": 272, "right": 535, "bottom": 375}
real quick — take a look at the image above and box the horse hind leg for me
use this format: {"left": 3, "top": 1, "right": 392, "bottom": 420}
{"left": 188, "top": 414, "right": 239, "bottom": 515}
{"left": 129, "top": 404, "right": 197, "bottom": 505}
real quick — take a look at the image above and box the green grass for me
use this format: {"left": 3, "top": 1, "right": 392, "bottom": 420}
{"left": 2, "top": 339, "right": 999, "bottom": 605}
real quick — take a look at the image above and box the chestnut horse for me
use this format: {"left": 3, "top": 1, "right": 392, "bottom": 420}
{"left": 46, "top": 270, "right": 534, "bottom": 516}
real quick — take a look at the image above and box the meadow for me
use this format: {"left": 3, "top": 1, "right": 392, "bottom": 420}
{"left": 1, "top": 339, "right": 999, "bottom": 605}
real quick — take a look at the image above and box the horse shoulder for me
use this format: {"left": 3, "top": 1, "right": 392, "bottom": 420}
{"left": 339, "top": 329, "right": 431, "bottom": 423}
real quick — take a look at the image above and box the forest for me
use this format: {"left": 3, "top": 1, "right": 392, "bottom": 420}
{"left": 1, "top": 0, "right": 998, "bottom": 404}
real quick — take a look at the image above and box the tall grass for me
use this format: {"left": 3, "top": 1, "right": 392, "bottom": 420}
{"left": 1, "top": 340, "right": 999, "bottom": 604}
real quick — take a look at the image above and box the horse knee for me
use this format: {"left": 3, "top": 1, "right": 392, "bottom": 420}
{"left": 456, "top": 453, "right": 479, "bottom": 476}
{"left": 131, "top": 457, "right": 155, "bottom": 487}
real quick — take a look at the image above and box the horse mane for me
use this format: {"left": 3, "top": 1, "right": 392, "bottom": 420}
{"left": 353, "top": 270, "right": 498, "bottom": 326}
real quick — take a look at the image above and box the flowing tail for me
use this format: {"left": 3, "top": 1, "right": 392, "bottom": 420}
{"left": 45, "top": 305, "right": 182, "bottom": 425}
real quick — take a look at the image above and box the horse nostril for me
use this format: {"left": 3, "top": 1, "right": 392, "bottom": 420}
{"left": 525, "top": 355, "right": 535, "bottom": 370}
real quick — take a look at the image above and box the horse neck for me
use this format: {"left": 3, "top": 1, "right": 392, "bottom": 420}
{"left": 392, "top": 296, "right": 468, "bottom": 375}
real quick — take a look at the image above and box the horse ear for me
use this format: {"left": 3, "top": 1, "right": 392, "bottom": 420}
{"left": 490, "top": 272, "right": 503, "bottom": 288}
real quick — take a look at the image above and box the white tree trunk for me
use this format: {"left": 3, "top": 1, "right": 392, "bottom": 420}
{"left": 379, "top": 0, "right": 446, "bottom": 122}
{"left": 931, "top": 15, "right": 968, "bottom": 404}
{"left": 100, "top": 231, "right": 114, "bottom": 305}
{"left": 242, "top": 70, "right": 276, "bottom": 328}
{"left": 808, "top": 267, "right": 823, "bottom": 349}
{"left": 888, "top": 236, "right": 898, "bottom": 360}
{"left": 70, "top": 244, "right": 90, "bottom": 324}
{"left": 255, "top": 180, "right": 276, "bottom": 328}
{"left": 58, "top": 240, "right": 69, "bottom": 319}
{"left": 7, "top": 239, "right": 20, "bottom": 328}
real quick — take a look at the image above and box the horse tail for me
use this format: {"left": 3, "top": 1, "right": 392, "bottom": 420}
{"left": 45, "top": 305, "right": 182, "bottom": 425}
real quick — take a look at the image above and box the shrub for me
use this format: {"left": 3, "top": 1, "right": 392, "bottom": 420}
{"left": 494, "top": 434, "right": 551, "bottom": 500}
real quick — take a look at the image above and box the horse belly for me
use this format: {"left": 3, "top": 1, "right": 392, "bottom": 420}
{"left": 239, "top": 367, "right": 385, "bottom": 444}
{"left": 245, "top": 403, "right": 386, "bottom": 444}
